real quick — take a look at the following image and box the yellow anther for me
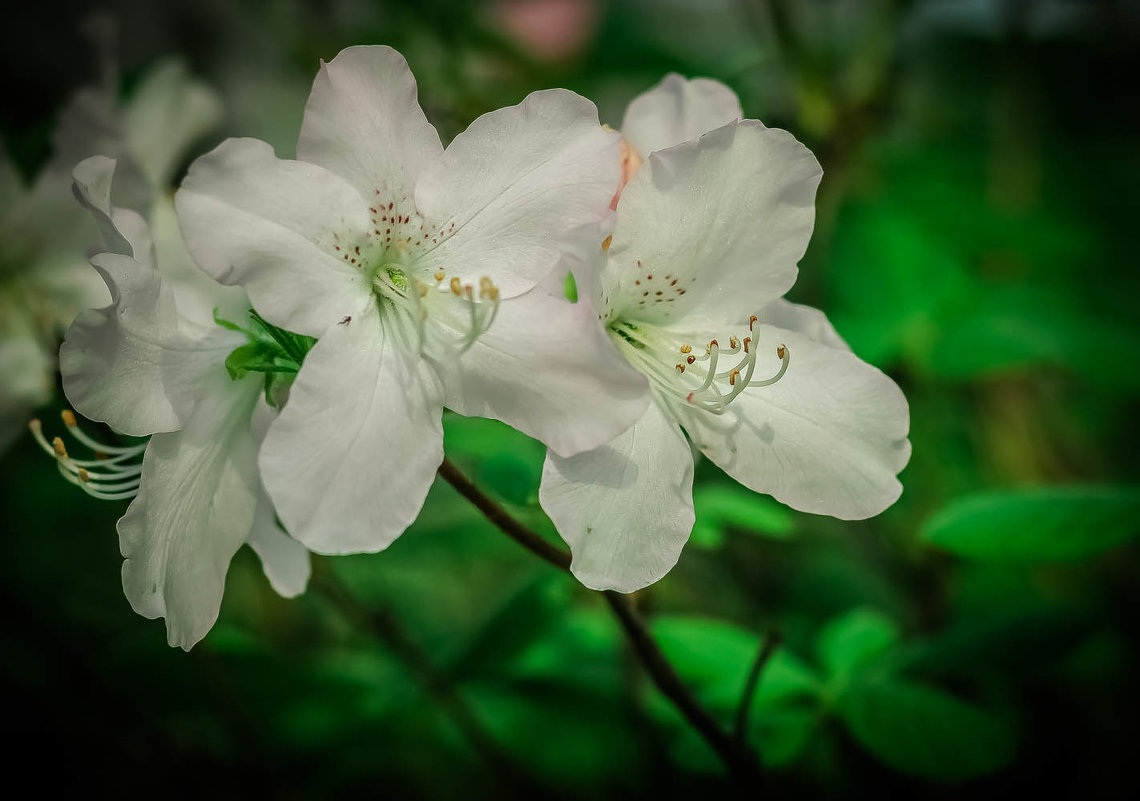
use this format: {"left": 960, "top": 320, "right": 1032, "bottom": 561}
{"left": 680, "top": 344, "right": 692, "bottom": 354}
{"left": 450, "top": 277, "right": 462, "bottom": 295}
{"left": 62, "top": 410, "right": 77, "bottom": 427}
{"left": 52, "top": 437, "right": 68, "bottom": 459}
{"left": 729, "top": 337, "right": 739, "bottom": 350}
{"left": 729, "top": 370, "right": 740, "bottom": 386}
{"left": 78, "top": 468, "right": 90, "bottom": 483}
{"left": 676, "top": 363, "right": 686, "bottom": 373}
{"left": 434, "top": 270, "right": 446, "bottom": 282}
{"left": 777, "top": 344, "right": 787, "bottom": 359}
{"left": 602, "top": 235, "right": 612, "bottom": 251}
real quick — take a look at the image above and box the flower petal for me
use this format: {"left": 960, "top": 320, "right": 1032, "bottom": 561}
{"left": 759, "top": 298, "right": 850, "bottom": 352}
{"left": 123, "top": 60, "right": 223, "bottom": 189}
{"left": 60, "top": 252, "right": 189, "bottom": 436}
{"left": 297, "top": 45, "right": 443, "bottom": 202}
{"left": 248, "top": 492, "right": 312, "bottom": 598}
{"left": 605, "top": 120, "right": 821, "bottom": 327}
{"left": 259, "top": 305, "right": 445, "bottom": 553}
{"left": 539, "top": 400, "right": 695, "bottom": 592}
{"left": 621, "top": 73, "right": 744, "bottom": 157}
{"left": 72, "top": 155, "right": 153, "bottom": 262}
{"left": 435, "top": 288, "right": 650, "bottom": 458}
{"left": 119, "top": 373, "right": 262, "bottom": 650}
{"left": 176, "top": 137, "right": 371, "bottom": 336}
{"left": 685, "top": 324, "right": 910, "bottom": 520}
{"left": 415, "top": 89, "right": 620, "bottom": 298}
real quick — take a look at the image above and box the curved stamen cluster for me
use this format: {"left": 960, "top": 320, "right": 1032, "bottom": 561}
{"left": 610, "top": 314, "right": 789, "bottom": 415}
{"left": 29, "top": 411, "right": 145, "bottom": 500}
{"left": 441, "top": 274, "right": 500, "bottom": 354}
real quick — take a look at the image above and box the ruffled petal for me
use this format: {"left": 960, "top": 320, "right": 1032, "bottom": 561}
{"left": 685, "top": 324, "right": 910, "bottom": 520}
{"left": 621, "top": 73, "right": 744, "bottom": 157}
{"left": 60, "top": 252, "right": 189, "bottom": 436}
{"left": 119, "top": 373, "right": 262, "bottom": 650}
{"left": 604, "top": 120, "right": 821, "bottom": 328}
{"left": 435, "top": 287, "right": 650, "bottom": 458}
{"left": 176, "top": 137, "right": 371, "bottom": 336}
{"left": 414, "top": 89, "right": 620, "bottom": 298}
{"left": 259, "top": 304, "right": 445, "bottom": 553}
{"left": 539, "top": 401, "right": 695, "bottom": 592}
{"left": 297, "top": 45, "right": 443, "bottom": 202}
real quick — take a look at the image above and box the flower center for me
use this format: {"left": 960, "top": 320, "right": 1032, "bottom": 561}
{"left": 29, "top": 412, "right": 145, "bottom": 501}
{"left": 608, "top": 314, "right": 789, "bottom": 415}
{"left": 331, "top": 191, "right": 501, "bottom": 355}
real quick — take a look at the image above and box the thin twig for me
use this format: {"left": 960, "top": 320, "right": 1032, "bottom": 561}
{"left": 437, "top": 458, "right": 762, "bottom": 788}
{"left": 310, "top": 563, "right": 532, "bottom": 792}
{"left": 734, "top": 629, "right": 782, "bottom": 744}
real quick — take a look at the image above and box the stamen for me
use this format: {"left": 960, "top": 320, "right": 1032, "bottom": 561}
{"left": 28, "top": 414, "right": 146, "bottom": 502}
{"left": 608, "top": 317, "right": 791, "bottom": 416}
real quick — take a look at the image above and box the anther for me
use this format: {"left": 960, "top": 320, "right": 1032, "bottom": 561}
{"left": 62, "top": 410, "right": 77, "bottom": 427}
{"left": 680, "top": 344, "right": 692, "bottom": 354}
{"left": 776, "top": 344, "right": 786, "bottom": 359}
{"left": 729, "top": 337, "right": 739, "bottom": 350}
{"left": 676, "top": 363, "right": 685, "bottom": 372}
{"left": 52, "top": 437, "right": 68, "bottom": 459}
{"left": 749, "top": 315, "right": 757, "bottom": 330}
{"left": 450, "top": 277, "right": 462, "bottom": 295}
{"left": 434, "top": 271, "right": 445, "bottom": 282}
{"left": 729, "top": 370, "right": 740, "bottom": 386}
{"left": 687, "top": 355, "right": 696, "bottom": 364}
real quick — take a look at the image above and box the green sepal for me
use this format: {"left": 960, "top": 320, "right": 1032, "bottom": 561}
{"left": 224, "top": 341, "right": 301, "bottom": 381}
{"left": 249, "top": 310, "right": 317, "bottom": 363}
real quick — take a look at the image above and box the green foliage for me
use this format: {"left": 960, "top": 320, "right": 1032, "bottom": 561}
{"left": 815, "top": 607, "right": 899, "bottom": 679}
{"left": 838, "top": 678, "right": 1016, "bottom": 782}
{"left": 922, "top": 486, "right": 1140, "bottom": 562}
{"left": 690, "top": 484, "right": 796, "bottom": 549}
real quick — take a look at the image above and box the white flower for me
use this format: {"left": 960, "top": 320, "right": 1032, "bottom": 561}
{"left": 175, "top": 45, "right": 648, "bottom": 555}
{"left": 30, "top": 156, "right": 309, "bottom": 650}
{"left": 539, "top": 75, "right": 912, "bottom": 593}
{"left": 0, "top": 60, "right": 222, "bottom": 450}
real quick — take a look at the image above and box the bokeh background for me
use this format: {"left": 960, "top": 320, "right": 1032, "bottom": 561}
{"left": 2, "top": 0, "right": 1139, "bottom": 797}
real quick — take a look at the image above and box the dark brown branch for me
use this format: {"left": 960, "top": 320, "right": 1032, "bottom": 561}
{"left": 734, "top": 629, "right": 782, "bottom": 744}
{"left": 310, "top": 563, "right": 531, "bottom": 791}
{"left": 437, "top": 458, "right": 762, "bottom": 787}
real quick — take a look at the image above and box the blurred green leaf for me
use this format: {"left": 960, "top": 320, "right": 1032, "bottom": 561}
{"left": 816, "top": 608, "right": 900, "bottom": 679}
{"left": 693, "top": 484, "right": 796, "bottom": 541}
{"left": 922, "top": 486, "right": 1140, "bottom": 562}
{"left": 838, "top": 678, "right": 1016, "bottom": 782}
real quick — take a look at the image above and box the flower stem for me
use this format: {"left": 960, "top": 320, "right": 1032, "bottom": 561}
{"left": 734, "top": 628, "right": 782, "bottom": 743}
{"left": 437, "top": 458, "right": 763, "bottom": 788}
{"left": 310, "top": 562, "right": 535, "bottom": 792}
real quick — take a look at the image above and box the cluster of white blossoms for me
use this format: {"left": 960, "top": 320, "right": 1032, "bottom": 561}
{"left": 23, "top": 47, "right": 910, "bottom": 649}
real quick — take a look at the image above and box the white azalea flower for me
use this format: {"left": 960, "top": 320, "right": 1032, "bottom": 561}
{"left": 30, "top": 156, "right": 309, "bottom": 650}
{"left": 0, "top": 60, "right": 222, "bottom": 450}
{"left": 539, "top": 76, "right": 912, "bottom": 593}
{"left": 175, "top": 45, "right": 648, "bottom": 555}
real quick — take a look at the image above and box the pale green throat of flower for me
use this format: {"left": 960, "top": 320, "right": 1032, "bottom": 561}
{"left": 335, "top": 197, "right": 501, "bottom": 355}
{"left": 608, "top": 313, "right": 789, "bottom": 416}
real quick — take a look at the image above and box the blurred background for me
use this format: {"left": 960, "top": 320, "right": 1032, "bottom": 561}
{"left": 2, "top": 0, "right": 1139, "bottom": 797}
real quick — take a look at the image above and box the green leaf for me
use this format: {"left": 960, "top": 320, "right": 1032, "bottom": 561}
{"left": 693, "top": 484, "right": 796, "bottom": 540}
{"left": 816, "top": 607, "right": 900, "bottom": 679}
{"left": 838, "top": 678, "right": 1015, "bottom": 782}
{"left": 922, "top": 486, "right": 1140, "bottom": 562}
{"left": 224, "top": 342, "right": 300, "bottom": 381}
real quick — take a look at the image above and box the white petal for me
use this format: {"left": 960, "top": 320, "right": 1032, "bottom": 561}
{"left": 539, "top": 401, "right": 695, "bottom": 592}
{"left": 621, "top": 73, "right": 744, "bottom": 157}
{"left": 248, "top": 492, "right": 311, "bottom": 598}
{"left": 415, "top": 89, "right": 621, "bottom": 298}
{"left": 72, "top": 156, "right": 152, "bottom": 261}
{"left": 436, "top": 288, "right": 650, "bottom": 458}
{"left": 685, "top": 325, "right": 911, "bottom": 520}
{"left": 297, "top": 45, "right": 443, "bottom": 202}
{"left": 176, "top": 137, "right": 371, "bottom": 336}
{"left": 123, "top": 60, "right": 223, "bottom": 188}
{"left": 119, "top": 373, "right": 262, "bottom": 650}
{"left": 604, "top": 120, "right": 821, "bottom": 327}
{"left": 60, "top": 252, "right": 187, "bottom": 436}
{"left": 259, "top": 306, "right": 445, "bottom": 553}
{"left": 150, "top": 197, "right": 249, "bottom": 328}
{"left": 759, "top": 298, "right": 850, "bottom": 351}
